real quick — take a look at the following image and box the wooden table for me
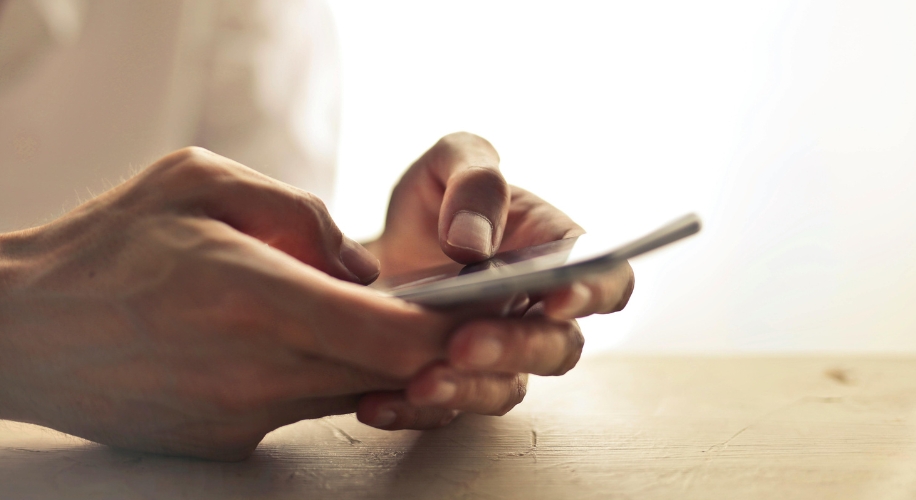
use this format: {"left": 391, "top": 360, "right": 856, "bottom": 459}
{"left": 2, "top": 355, "right": 915, "bottom": 499}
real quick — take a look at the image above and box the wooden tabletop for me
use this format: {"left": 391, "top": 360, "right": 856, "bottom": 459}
{"left": 2, "top": 355, "right": 915, "bottom": 499}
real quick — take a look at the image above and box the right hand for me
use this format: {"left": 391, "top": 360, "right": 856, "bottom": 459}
{"left": 352, "top": 133, "right": 628, "bottom": 432}
{"left": 0, "top": 147, "right": 455, "bottom": 460}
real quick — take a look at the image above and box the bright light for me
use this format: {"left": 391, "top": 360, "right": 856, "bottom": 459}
{"left": 327, "top": 1, "right": 916, "bottom": 353}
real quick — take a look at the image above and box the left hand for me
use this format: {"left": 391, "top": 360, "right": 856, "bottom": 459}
{"left": 356, "top": 132, "right": 635, "bottom": 430}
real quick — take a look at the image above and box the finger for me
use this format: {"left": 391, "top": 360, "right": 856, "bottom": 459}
{"left": 407, "top": 132, "right": 510, "bottom": 262}
{"left": 542, "top": 260, "right": 635, "bottom": 320}
{"left": 356, "top": 392, "right": 459, "bottom": 430}
{"left": 404, "top": 364, "right": 528, "bottom": 415}
{"left": 447, "top": 317, "right": 583, "bottom": 376}
{"left": 249, "top": 258, "right": 455, "bottom": 379}
{"left": 196, "top": 226, "right": 454, "bottom": 380}
{"left": 145, "top": 147, "right": 379, "bottom": 284}
{"left": 500, "top": 185, "right": 584, "bottom": 250}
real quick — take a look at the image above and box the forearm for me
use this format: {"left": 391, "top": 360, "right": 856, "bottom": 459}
{"left": 0, "top": 233, "right": 15, "bottom": 419}
{"left": 1, "top": 233, "right": 19, "bottom": 288}
{"left": 0, "top": 229, "right": 36, "bottom": 421}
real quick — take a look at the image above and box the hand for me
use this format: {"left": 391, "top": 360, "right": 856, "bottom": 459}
{"left": 356, "top": 133, "right": 635, "bottom": 430}
{"left": 0, "top": 148, "right": 458, "bottom": 460}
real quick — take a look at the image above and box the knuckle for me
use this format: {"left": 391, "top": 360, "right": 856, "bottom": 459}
{"left": 572, "top": 328, "right": 585, "bottom": 360}
{"left": 437, "top": 131, "right": 474, "bottom": 149}
{"left": 594, "top": 263, "right": 636, "bottom": 315}
{"left": 442, "top": 131, "right": 498, "bottom": 152}
{"left": 423, "top": 408, "right": 454, "bottom": 429}
{"left": 436, "top": 413, "right": 458, "bottom": 428}
{"left": 435, "top": 132, "right": 501, "bottom": 163}
{"left": 297, "top": 190, "right": 329, "bottom": 214}
{"left": 464, "top": 164, "right": 508, "bottom": 189}
{"left": 444, "top": 131, "right": 478, "bottom": 142}
{"left": 169, "top": 146, "right": 215, "bottom": 164}
{"left": 552, "top": 325, "right": 584, "bottom": 376}
{"left": 292, "top": 191, "right": 335, "bottom": 233}
{"left": 556, "top": 347, "right": 583, "bottom": 377}
{"left": 616, "top": 264, "right": 636, "bottom": 312}
{"left": 495, "top": 374, "right": 527, "bottom": 416}
{"left": 568, "top": 321, "right": 585, "bottom": 354}
{"left": 406, "top": 407, "right": 428, "bottom": 430}
{"left": 151, "top": 147, "right": 230, "bottom": 189}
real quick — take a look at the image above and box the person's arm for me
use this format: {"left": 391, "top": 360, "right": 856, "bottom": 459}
{"left": 0, "top": 145, "right": 593, "bottom": 460}
{"left": 0, "top": 228, "right": 29, "bottom": 421}
{"left": 0, "top": 148, "right": 443, "bottom": 460}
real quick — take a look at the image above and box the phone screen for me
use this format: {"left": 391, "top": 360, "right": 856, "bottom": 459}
{"left": 372, "top": 213, "right": 701, "bottom": 306}
{"left": 373, "top": 237, "right": 580, "bottom": 294}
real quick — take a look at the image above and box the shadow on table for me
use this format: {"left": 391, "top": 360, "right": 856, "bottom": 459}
{"left": 0, "top": 412, "right": 545, "bottom": 499}
{"left": 377, "top": 412, "right": 539, "bottom": 499}
{"left": 0, "top": 441, "right": 330, "bottom": 499}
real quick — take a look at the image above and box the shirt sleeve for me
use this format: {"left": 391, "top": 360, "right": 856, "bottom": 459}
{"left": 192, "top": 0, "right": 340, "bottom": 202}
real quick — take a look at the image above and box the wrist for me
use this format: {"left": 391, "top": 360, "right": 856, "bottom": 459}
{"left": 0, "top": 229, "right": 38, "bottom": 421}
{"left": 0, "top": 229, "right": 38, "bottom": 303}
{"left": 0, "top": 228, "right": 36, "bottom": 288}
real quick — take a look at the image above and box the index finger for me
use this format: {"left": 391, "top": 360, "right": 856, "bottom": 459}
{"left": 140, "top": 147, "right": 380, "bottom": 284}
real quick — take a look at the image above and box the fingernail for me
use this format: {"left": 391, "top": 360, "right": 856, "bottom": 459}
{"left": 426, "top": 379, "right": 457, "bottom": 405}
{"left": 552, "top": 282, "right": 590, "bottom": 319}
{"left": 447, "top": 211, "right": 493, "bottom": 256}
{"left": 371, "top": 409, "right": 397, "bottom": 428}
{"left": 340, "top": 236, "right": 380, "bottom": 284}
{"left": 465, "top": 334, "right": 502, "bottom": 368}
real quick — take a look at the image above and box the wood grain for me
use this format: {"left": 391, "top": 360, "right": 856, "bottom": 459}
{"left": 3, "top": 355, "right": 916, "bottom": 499}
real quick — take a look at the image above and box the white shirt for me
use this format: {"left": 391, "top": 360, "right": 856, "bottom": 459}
{"left": 0, "top": 0, "right": 340, "bottom": 232}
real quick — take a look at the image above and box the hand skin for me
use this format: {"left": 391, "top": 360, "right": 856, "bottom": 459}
{"left": 356, "top": 132, "right": 635, "bottom": 431}
{"left": 0, "top": 135, "right": 634, "bottom": 459}
{"left": 0, "top": 147, "right": 460, "bottom": 460}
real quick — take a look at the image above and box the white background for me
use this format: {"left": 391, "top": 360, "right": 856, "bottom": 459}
{"left": 326, "top": 0, "right": 916, "bottom": 353}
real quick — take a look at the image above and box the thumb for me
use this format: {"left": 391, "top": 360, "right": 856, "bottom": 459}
{"left": 337, "top": 236, "right": 382, "bottom": 284}
{"left": 403, "top": 132, "right": 509, "bottom": 263}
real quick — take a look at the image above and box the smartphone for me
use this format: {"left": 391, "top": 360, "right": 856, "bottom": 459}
{"left": 373, "top": 213, "right": 701, "bottom": 308}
